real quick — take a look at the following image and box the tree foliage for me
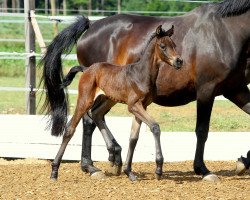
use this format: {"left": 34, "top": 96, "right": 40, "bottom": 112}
{"left": 34, "top": 0, "right": 221, "bottom": 16}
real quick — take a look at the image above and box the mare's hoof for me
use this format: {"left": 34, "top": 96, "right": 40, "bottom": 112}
{"left": 155, "top": 173, "right": 162, "bottom": 180}
{"left": 235, "top": 160, "right": 246, "bottom": 175}
{"left": 90, "top": 171, "right": 106, "bottom": 180}
{"left": 202, "top": 173, "right": 220, "bottom": 183}
{"left": 108, "top": 164, "right": 122, "bottom": 176}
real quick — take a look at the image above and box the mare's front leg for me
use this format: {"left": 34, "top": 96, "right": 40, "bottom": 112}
{"left": 224, "top": 85, "right": 250, "bottom": 175}
{"left": 128, "top": 102, "right": 164, "bottom": 180}
{"left": 194, "top": 86, "right": 220, "bottom": 182}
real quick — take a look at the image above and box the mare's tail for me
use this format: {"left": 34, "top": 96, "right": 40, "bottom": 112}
{"left": 61, "top": 66, "right": 87, "bottom": 88}
{"left": 40, "top": 16, "right": 90, "bottom": 137}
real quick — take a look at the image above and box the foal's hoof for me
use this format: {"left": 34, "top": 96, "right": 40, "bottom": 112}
{"left": 50, "top": 177, "right": 57, "bottom": 181}
{"left": 128, "top": 172, "right": 137, "bottom": 182}
{"left": 235, "top": 160, "right": 246, "bottom": 175}
{"left": 50, "top": 172, "right": 58, "bottom": 181}
{"left": 155, "top": 173, "right": 162, "bottom": 180}
{"left": 202, "top": 173, "right": 220, "bottom": 183}
{"left": 90, "top": 171, "right": 106, "bottom": 180}
{"left": 108, "top": 163, "right": 122, "bottom": 176}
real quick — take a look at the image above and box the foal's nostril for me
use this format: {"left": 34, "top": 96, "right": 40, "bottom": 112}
{"left": 174, "top": 57, "right": 183, "bottom": 69}
{"left": 177, "top": 58, "right": 183, "bottom": 65}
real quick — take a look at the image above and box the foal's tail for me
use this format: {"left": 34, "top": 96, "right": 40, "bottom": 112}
{"left": 40, "top": 16, "right": 90, "bottom": 137}
{"left": 61, "top": 66, "right": 87, "bottom": 88}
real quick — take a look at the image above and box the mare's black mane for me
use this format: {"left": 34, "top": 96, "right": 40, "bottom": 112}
{"left": 216, "top": 0, "right": 250, "bottom": 17}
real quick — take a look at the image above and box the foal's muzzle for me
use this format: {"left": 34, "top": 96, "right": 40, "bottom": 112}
{"left": 173, "top": 57, "right": 183, "bottom": 69}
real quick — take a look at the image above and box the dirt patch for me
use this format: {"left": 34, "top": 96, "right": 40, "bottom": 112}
{"left": 0, "top": 158, "right": 249, "bottom": 200}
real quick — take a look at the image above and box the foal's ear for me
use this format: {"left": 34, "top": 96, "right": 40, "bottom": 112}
{"left": 166, "top": 25, "right": 174, "bottom": 37}
{"left": 156, "top": 25, "right": 163, "bottom": 36}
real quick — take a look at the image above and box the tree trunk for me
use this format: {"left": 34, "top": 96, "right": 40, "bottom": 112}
{"left": 16, "top": 0, "right": 20, "bottom": 13}
{"left": 45, "top": 0, "right": 48, "bottom": 14}
{"left": 50, "top": 0, "right": 58, "bottom": 36}
{"left": 63, "top": 0, "right": 67, "bottom": 16}
{"left": 3, "top": 0, "right": 7, "bottom": 12}
{"left": 118, "top": 0, "right": 121, "bottom": 14}
{"left": 12, "top": 0, "right": 16, "bottom": 12}
{"left": 101, "top": 0, "right": 104, "bottom": 15}
{"left": 88, "top": 0, "right": 92, "bottom": 16}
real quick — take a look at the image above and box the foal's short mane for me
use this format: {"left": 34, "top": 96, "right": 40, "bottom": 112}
{"left": 137, "top": 32, "right": 157, "bottom": 60}
{"left": 216, "top": 0, "right": 250, "bottom": 17}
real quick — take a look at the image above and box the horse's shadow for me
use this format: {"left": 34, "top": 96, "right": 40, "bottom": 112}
{"left": 131, "top": 169, "right": 249, "bottom": 182}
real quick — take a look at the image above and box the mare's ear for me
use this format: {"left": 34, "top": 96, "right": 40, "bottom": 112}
{"left": 156, "top": 25, "right": 163, "bottom": 37}
{"left": 166, "top": 25, "right": 174, "bottom": 37}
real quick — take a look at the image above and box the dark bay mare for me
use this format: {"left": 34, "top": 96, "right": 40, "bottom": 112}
{"left": 49, "top": 25, "right": 182, "bottom": 180}
{"left": 41, "top": 0, "right": 250, "bottom": 182}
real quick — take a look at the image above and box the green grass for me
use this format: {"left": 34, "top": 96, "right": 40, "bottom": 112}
{"left": 1, "top": 76, "right": 250, "bottom": 132}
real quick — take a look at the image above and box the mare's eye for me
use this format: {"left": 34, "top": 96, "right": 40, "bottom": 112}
{"left": 160, "top": 43, "right": 166, "bottom": 50}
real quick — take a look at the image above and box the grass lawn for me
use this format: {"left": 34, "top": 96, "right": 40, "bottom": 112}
{"left": 1, "top": 76, "right": 250, "bottom": 132}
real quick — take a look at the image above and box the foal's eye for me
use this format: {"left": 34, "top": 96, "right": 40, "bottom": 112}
{"left": 159, "top": 43, "right": 166, "bottom": 50}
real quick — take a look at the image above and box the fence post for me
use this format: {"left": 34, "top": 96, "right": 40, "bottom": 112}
{"left": 24, "top": 0, "right": 36, "bottom": 115}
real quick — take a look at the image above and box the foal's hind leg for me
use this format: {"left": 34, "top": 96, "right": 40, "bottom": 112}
{"left": 128, "top": 102, "right": 164, "bottom": 180}
{"left": 81, "top": 97, "right": 122, "bottom": 176}
{"left": 90, "top": 98, "right": 123, "bottom": 175}
{"left": 224, "top": 85, "right": 250, "bottom": 175}
{"left": 51, "top": 98, "right": 94, "bottom": 180}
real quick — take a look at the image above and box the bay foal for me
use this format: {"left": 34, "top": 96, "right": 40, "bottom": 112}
{"left": 50, "top": 25, "right": 183, "bottom": 181}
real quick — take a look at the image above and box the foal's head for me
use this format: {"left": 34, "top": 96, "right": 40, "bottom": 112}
{"left": 154, "top": 25, "right": 183, "bottom": 69}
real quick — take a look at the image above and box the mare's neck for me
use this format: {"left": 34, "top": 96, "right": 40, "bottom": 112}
{"left": 224, "top": 10, "right": 250, "bottom": 41}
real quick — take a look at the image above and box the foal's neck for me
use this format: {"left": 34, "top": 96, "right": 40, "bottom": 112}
{"left": 130, "top": 37, "right": 160, "bottom": 83}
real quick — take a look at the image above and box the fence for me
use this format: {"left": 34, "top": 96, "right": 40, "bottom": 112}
{"left": 0, "top": 2, "right": 106, "bottom": 114}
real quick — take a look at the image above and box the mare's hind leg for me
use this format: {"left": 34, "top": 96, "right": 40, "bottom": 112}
{"left": 81, "top": 113, "right": 103, "bottom": 176}
{"left": 128, "top": 102, "right": 164, "bottom": 180}
{"left": 123, "top": 116, "right": 142, "bottom": 181}
{"left": 81, "top": 96, "right": 122, "bottom": 176}
{"left": 224, "top": 85, "right": 250, "bottom": 175}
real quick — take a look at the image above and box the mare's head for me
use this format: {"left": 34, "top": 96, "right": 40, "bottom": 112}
{"left": 154, "top": 25, "right": 183, "bottom": 69}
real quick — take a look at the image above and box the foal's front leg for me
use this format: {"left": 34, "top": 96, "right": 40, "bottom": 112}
{"left": 128, "top": 102, "right": 164, "bottom": 180}
{"left": 123, "top": 116, "right": 142, "bottom": 181}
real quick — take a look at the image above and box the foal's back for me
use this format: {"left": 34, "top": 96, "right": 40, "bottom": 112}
{"left": 79, "top": 62, "right": 133, "bottom": 104}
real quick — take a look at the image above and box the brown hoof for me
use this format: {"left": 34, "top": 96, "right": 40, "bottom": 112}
{"left": 90, "top": 171, "right": 106, "bottom": 180}
{"left": 235, "top": 160, "right": 246, "bottom": 175}
{"left": 202, "top": 174, "right": 220, "bottom": 183}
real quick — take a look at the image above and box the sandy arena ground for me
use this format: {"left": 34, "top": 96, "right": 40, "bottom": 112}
{"left": 0, "top": 158, "right": 249, "bottom": 200}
